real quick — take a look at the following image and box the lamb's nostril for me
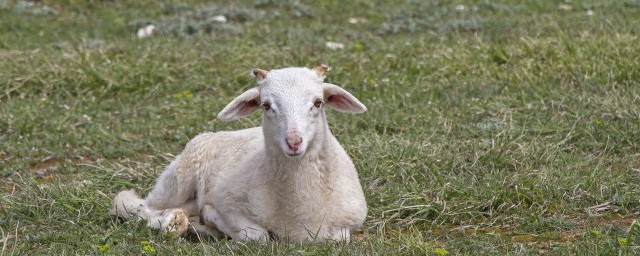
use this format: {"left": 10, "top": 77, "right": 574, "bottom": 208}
{"left": 286, "top": 135, "right": 302, "bottom": 151}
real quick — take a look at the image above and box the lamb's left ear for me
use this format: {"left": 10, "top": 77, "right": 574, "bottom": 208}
{"left": 322, "top": 83, "right": 367, "bottom": 113}
{"left": 217, "top": 87, "right": 260, "bottom": 121}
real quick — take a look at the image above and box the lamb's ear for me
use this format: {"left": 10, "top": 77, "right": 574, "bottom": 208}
{"left": 217, "top": 87, "right": 260, "bottom": 121}
{"left": 322, "top": 83, "right": 367, "bottom": 113}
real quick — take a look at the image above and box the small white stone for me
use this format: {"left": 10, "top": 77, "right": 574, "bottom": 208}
{"left": 454, "top": 5, "right": 466, "bottom": 11}
{"left": 211, "top": 15, "right": 227, "bottom": 23}
{"left": 137, "top": 24, "right": 155, "bottom": 38}
{"left": 348, "top": 17, "right": 366, "bottom": 24}
{"left": 586, "top": 10, "right": 594, "bottom": 16}
{"left": 325, "top": 41, "right": 344, "bottom": 50}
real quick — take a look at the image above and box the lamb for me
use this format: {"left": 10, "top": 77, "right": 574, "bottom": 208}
{"left": 110, "top": 65, "right": 368, "bottom": 243}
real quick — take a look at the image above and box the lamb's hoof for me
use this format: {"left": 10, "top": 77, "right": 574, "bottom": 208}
{"left": 188, "top": 216, "right": 224, "bottom": 239}
{"left": 160, "top": 208, "right": 190, "bottom": 236}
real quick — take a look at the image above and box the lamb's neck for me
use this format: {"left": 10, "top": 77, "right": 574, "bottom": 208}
{"left": 267, "top": 145, "right": 326, "bottom": 183}
{"left": 265, "top": 134, "right": 335, "bottom": 201}
{"left": 266, "top": 153, "right": 330, "bottom": 214}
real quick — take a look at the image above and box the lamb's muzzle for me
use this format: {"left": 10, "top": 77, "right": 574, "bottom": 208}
{"left": 285, "top": 132, "right": 303, "bottom": 153}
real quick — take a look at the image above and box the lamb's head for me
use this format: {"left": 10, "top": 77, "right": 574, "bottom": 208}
{"left": 217, "top": 65, "right": 367, "bottom": 157}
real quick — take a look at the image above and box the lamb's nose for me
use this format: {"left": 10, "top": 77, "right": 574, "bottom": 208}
{"left": 286, "top": 134, "right": 302, "bottom": 151}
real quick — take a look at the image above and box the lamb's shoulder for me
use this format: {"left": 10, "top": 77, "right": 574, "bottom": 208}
{"left": 209, "top": 148, "right": 274, "bottom": 219}
{"left": 174, "top": 127, "right": 264, "bottom": 205}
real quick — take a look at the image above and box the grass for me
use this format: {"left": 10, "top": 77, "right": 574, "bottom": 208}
{"left": 1, "top": 0, "right": 640, "bottom": 254}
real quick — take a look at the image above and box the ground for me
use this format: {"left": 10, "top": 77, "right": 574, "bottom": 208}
{"left": 1, "top": 0, "right": 640, "bottom": 255}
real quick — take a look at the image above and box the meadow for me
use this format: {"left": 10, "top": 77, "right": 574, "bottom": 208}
{"left": 1, "top": 0, "right": 640, "bottom": 254}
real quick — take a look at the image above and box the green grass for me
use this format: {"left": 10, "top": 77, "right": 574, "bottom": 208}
{"left": 1, "top": 0, "right": 640, "bottom": 254}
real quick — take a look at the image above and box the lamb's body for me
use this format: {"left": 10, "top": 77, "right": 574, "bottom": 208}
{"left": 111, "top": 66, "right": 368, "bottom": 243}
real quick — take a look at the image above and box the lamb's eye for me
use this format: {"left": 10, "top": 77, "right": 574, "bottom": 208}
{"left": 313, "top": 100, "right": 323, "bottom": 108}
{"left": 262, "top": 102, "right": 271, "bottom": 111}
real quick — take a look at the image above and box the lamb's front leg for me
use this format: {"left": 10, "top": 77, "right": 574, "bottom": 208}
{"left": 200, "top": 204, "right": 269, "bottom": 242}
{"left": 326, "top": 226, "right": 351, "bottom": 242}
{"left": 147, "top": 208, "right": 190, "bottom": 235}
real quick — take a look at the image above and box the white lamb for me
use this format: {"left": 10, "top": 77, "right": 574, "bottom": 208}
{"left": 110, "top": 65, "right": 368, "bottom": 243}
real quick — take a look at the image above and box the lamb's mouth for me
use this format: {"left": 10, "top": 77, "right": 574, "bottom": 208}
{"left": 285, "top": 151, "right": 304, "bottom": 157}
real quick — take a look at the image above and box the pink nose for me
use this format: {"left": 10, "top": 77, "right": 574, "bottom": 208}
{"left": 286, "top": 134, "right": 303, "bottom": 152}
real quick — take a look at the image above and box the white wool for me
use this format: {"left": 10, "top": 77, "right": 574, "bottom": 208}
{"left": 110, "top": 66, "right": 368, "bottom": 243}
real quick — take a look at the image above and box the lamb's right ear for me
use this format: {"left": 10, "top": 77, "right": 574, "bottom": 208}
{"left": 217, "top": 87, "right": 260, "bottom": 121}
